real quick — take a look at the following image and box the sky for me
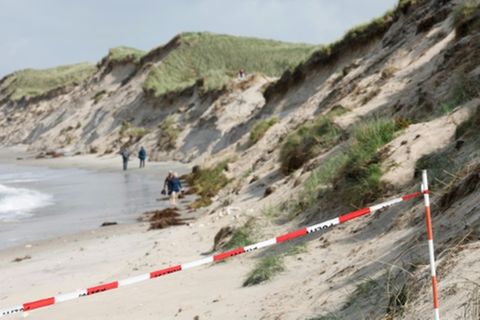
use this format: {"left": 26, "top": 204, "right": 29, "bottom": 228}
{"left": 0, "top": 0, "right": 398, "bottom": 78}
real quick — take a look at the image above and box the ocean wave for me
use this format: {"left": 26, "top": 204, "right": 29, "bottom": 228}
{"left": 0, "top": 184, "right": 53, "bottom": 221}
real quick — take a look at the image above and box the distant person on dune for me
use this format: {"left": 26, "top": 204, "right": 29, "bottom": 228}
{"left": 162, "top": 171, "right": 182, "bottom": 207}
{"left": 138, "top": 146, "right": 147, "bottom": 168}
{"left": 120, "top": 147, "right": 130, "bottom": 171}
{"left": 238, "top": 68, "right": 245, "bottom": 80}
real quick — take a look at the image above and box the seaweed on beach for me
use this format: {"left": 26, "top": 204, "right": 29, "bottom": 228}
{"left": 141, "top": 208, "right": 191, "bottom": 230}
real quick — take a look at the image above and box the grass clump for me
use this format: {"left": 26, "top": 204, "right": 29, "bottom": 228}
{"left": 288, "top": 154, "right": 349, "bottom": 217}
{"left": 0, "top": 63, "right": 96, "bottom": 101}
{"left": 143, "top": 32, "right": 316, "bottom": 97}
{"left": 280, "top": 117, "right": 343, "bottom": 174}
{"left": 158, "top": 115, "right": 180, "bottom": 150}
{"left": 455, "top": 106, "right": 480, "bottom": 139}
{"left": 106, "top": 46, "right": 145, "bottom": 64}
{"left": 326, "top": 105, "right": 349, "bottom": 118}
{"left": 335, "top": 118, "right": 397, "bottom": 206}
{"left": 441, "top": 76, "right": 480, "bottom": 115}
{"left": 185, "top": 159, "right": 231, "bottom": 208}
{"left": 119, "top": 121, "right": 150, "bottom": 139}
{"left": 342, "top": 10, "right": 395, "bottom": 44}
{"left": 415, "top": 151, "right": 454, "bottom": 191}
{"left": 249, "top": 117, "right": 279, "bottom": 144}
{"left": 453, "top": 0, "right": 480, "bottom": 37}
{"left": 222, "top": 218, "right": 256, "bottom": 250}
{"left": 243, "top": 255, "right": 285, "bottom": 287}
{"left": 344, "top": 278, "right": 379, "bottom": 309}
{"left": 92, "top": 90, "right": 107, "bottom": 104}
{"left": 118, "top": 121, "right": 150, "bottom": 142}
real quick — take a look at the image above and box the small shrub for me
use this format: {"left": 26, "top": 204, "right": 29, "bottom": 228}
{"left": 243, "top": 255, "right": 285, "bottom": 287}
{"left": 280, "top": 117, "right": 343, "bottom": 174}
{"left": 453, "top": 0, "right": 480, "bottom": 37}
{"left": 158, "top": 115, "right": 180, "bottom": 150}
{"left": 249, "top": 117, "right": 279, "bottom": 144}
{"left": 185, "top": 159, "right": 231, "bottom": 208}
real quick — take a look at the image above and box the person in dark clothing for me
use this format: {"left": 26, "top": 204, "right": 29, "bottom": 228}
{"left": 120, "top": 148, "right": 130, "bottom": 171}
{"left": 164, "top": 172, "right": 182, "bottom": 206}
{"left": 138, "top": 147, "right": 147, "bottom": 168}
{"left": 162, "top": 171, "right": 174, "bottom": 195}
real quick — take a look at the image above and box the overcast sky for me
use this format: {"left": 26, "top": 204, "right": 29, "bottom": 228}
{"left": 0, "top": 0, "right": 397, "bottom": 78}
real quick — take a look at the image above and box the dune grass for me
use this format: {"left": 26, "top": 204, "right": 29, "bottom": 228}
{"left": 280, "top": 117, "right": 343, "bottom": 174}
{"left": 222, "top": 218, "right": 256, "bottom": 250}
{"left": 243, "top": 255, "right": 285, "bottom": 287}
{"left": 441, "top": 76, "right": 479, "bottom": 115}
{"left": 158, "top": 116, "right": 180, "bottom": 150}
{"left": 334, "top": 118, "right": 397, "bottom": 206}
{"left": 185, "top": 159, "right": 231, "bottom": 208}
{"left": 0, "top": 63, "right": 96, "bottom": 101}
{"left": 143, "top": 32, "right": 317, "bottom": 97}
{"left": 453, "top": 0, "right": 480, "bottom": 37}
{"left": 106, "top": 46, "right": 145, "bottom": 64}
{"left": 249, "top": 117, "right": 279, "bottom": 144}
{"left": 119, "top": 121, "right": 150, "bottom": 139}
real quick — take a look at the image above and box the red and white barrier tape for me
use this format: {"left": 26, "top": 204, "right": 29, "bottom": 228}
{"left": 422, "top": 170, "right": 440, "bottom": 320}
{"left": 0, "top": 191, "right": 424, "bottom": 318}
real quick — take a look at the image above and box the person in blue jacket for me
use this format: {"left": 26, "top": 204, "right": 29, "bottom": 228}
{"left": 138, "top": 146, "right": 147, "bottom": 168}
{"left": 164, "top": 172, "right": 183, "bottom": 207}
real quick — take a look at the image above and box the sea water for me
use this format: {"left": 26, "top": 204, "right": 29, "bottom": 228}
{"left": 0, "top": 163, "right": 173, "bottom": 250}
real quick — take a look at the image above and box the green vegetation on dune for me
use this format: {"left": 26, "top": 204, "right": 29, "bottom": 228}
{"left": 453, "top": 0, "right": 480, "bottom": 37}
{"left": 106, "top": 46, "right": 146, "bottom": 64}
{"left": 143, "top": 32, "right": 317, "bottom": 97}
{"left": 243, "top": 255, "right": 285, "bottom": 287}
{"left": 0, "top": 63, "right": 96, "bottom": 101}
{"left": 280, "top": 116, "right": 343, "bottom": 174}
{"left": 264, "top": 1, "right": 408, "bottom": 101}
{"left": 185, "top": 159, "right": 232, "bottom": 208}
{"left": 334, "top": 118, "right": 397, "bottom": 206}
{"left": 249, "top": 117, "right": 279, "bottom": 144}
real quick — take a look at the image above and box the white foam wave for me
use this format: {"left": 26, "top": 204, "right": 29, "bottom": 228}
{"left": 0, "top": 184, "right": 53, "bottom": 221}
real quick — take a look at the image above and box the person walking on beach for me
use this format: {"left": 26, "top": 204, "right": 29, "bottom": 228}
{"left": 163, "top": 171, "right": 182, "bottom": 207}
{"left": 120, "top": 147, "right": 130, "bottom": 171}
{"left": 138, "top": 146, "right": 147, "bottom": 168}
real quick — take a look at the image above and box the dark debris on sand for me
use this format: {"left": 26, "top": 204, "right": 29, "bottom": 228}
{"left": 140, "top": 208, "right": 192, "bottom": 230}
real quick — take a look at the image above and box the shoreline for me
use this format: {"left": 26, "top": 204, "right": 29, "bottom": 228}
{"left": 0, "top": 146, "right": 193, "bottom": 251}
